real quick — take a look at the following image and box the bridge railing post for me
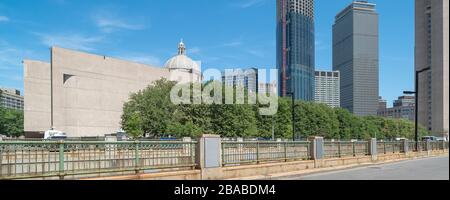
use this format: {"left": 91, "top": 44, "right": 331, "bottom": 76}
{"left": 402, "top": 139, "right": 409, "bottom": 154}
{"left": 425, "top": 140, "right": 432, "bottom": 156}
{"left": 368, "top": 138, "right": 377, "bottom": 161}
{"left": 309, "top": 136, "right": 324, "bottom": 168}
{"left": 58, "top": 141, "right": 65, "bottom": 180}
{"left": 195, "top": 134, "right": 222, "bottom": 180}
{"left": 134, "top": 141, "right": 141, "bottom": 174}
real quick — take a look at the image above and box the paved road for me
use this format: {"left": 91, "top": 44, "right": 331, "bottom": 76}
{"left": 278, "top": 156, "right": 449, "bottom": 180}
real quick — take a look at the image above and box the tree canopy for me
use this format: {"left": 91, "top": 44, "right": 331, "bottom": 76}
{"left": 121, "top": 78, "right": 429, "bottom": 140}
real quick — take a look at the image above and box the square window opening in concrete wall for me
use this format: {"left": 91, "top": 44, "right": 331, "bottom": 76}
{"left": 63, "top": 74, "right": 75, "bottom": 85}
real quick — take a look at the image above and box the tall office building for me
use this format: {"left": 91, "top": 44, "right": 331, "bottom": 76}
{"left": 0, "top": 87, "right": 24, "bottom": 110}
{"left": 314, "top": 71, "right": 340, "bottom": 108}
{"left": 415, "top": 0, "right": 449, "bottom": 138}
{"left": 277, "top": 0, "right": 315, "bottom": 100}
{"left": 333, "top": 1, "right": 379, "bottom": 116}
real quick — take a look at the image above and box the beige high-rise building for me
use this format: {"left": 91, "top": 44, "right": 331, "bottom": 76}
{"left": 24, "top": 41, "right": 201, "bottom": 137}
{"left": 415, "top": 0, "right": 449, "bottom": 139}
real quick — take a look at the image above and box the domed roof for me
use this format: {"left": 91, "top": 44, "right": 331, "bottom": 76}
{"left": 164, "top": 40, "right": 200, "bottom": 72}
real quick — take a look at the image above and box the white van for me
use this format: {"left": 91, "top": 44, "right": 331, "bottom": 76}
{"left": 44, "top": 129, "right": 67, "bottom": 140}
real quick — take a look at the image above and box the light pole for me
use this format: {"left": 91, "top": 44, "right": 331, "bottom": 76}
{"left": 404, "top": 67, "right": 431, "bottom": 151}
{"left": 287, "top": 92, "right": 295, "bottom": 141}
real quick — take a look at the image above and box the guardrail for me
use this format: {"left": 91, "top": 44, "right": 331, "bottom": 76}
{"left": 377, "top": 141, "right": 403, "bottom": 154}
{"left": 0, "top": 141, "right": 196, "bottom": 180}
{"left": 324, "top": 141, "right": 369, "bottom": 158}
{"left": 221, "top": 141, "right": 310, "bottom": 166}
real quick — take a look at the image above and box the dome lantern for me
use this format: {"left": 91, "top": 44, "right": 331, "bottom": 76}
{"left": 178, "top": 39, "right": 186, "bottom": 55}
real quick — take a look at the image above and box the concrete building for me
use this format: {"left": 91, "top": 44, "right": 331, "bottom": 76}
{"left": 378, "top": 96, "right": 415, "bottom": 121}
{"left": 222, "top": 68, "right": 258, "bottom": 93}
{"left": 415, "top": 0, "right": 449, "bottom": 138}
{"left": 333, "top": 1, "right": 379, "bottom": 116}
{"left": 314, "top": 71, "right": 340, "bottom": 108}
{"left": 277, "top": 0, "right": 315, "bottom": 100}
{"left": 24, "top": 41, "right": 201, "bottom": 137}
{"left": 0, "top": 88, "right": 24, "bottom": 110}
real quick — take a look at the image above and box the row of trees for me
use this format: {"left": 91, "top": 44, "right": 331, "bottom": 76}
{"left": 121, "top": 79, "right": 429, "bottom": 140}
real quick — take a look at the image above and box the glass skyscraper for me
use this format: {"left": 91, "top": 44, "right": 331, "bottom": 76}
{"left": 276, "top": 0, "right": 315, "bottom": 100}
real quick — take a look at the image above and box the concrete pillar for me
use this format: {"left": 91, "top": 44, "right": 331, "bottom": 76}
{"left": 368, "top": 138, "right": 377, "bottom": 161}
{"left": 195, "top": 134, "right": 222, "bottom": 180}
{"left": 402, "top": 139, "right": 409, "bottom": 154}
{"left": 426, "top": 140, "right": 432, "bottom": 156}
{"left": 309, "top": 136, "right": 324, "bottom": 168}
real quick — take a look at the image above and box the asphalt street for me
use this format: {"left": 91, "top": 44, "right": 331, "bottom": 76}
{"left": 277, "top": 156, "right": 449, "bottom": 180}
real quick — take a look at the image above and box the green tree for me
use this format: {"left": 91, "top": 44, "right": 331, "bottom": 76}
{"left": 335, "top": 108, "right": 354, "bottom": 140}
{"left": 122, "top": 112, "right": 144, "bottom": 139}
{"left": 121, "top": 79, "right": 178, "bottom": 138}
{"left": 0, "top": 107, "right": 24, "bottom": 137}
{"left": 210, "top": 103, "right": 258, "bottom": 138}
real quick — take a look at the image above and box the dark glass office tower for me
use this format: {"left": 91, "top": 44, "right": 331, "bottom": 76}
{"left": 277, "top": 0, "right": 315, "bottom": 100}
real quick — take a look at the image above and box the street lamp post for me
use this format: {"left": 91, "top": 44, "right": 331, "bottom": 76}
{"left": 404, "top": 67, "right": 431, "bottom": 151}
{"left": 287, "top": 92, "right": 295, "bottom": 141}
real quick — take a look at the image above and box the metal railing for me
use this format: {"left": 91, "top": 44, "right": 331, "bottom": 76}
{"left": 0, "top": 141, "right": 196, "bottom": 180}
{"left": 323, "top": 141, "right": 369, "bottom": 158}
{"left": 221, "top": 141, "right": 310, "bottom": 166}
{"left": 407, "top": 141, "right": 449, "bottom": 152}
{"left": 376, "top": 141, "right": 403, "bottom": 154}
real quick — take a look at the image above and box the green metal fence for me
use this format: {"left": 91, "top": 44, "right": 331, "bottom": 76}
{"left": 0, "top": 141, "right": 196, "bottom": 180}
{"left": 407, "top": 141, "right": 449, "bottom": 152}
{"left": 221, "top": 141, "right": 310, "bottom": 166}
{"left": 376, "top": 141, "right": 403, "bottom": 154}
{"left": 323, "top": 141, "right": 369, "bottom": 158}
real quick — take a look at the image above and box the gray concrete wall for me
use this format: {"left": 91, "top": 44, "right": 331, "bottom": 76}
{"left": 51, "top": 47, "right": 170, "bottom": 137}
{"left": 24, "top": 47, "right": 171, "bottom": 137}
{"left": 23, "top": 60, "right": 51, "bottom": 132}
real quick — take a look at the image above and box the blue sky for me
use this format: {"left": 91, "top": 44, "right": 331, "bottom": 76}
{"left": 0, "top": 0, "right": 414, "bottom": 106}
